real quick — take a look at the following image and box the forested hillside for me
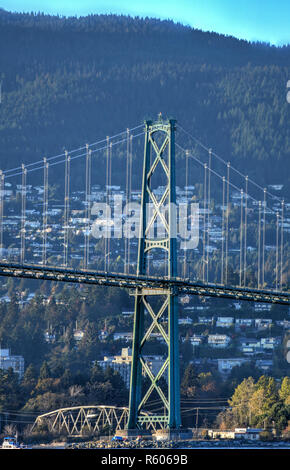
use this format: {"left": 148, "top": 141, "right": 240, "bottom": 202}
{"left": 0, "top": 10, "right": 290, "bottom": 188}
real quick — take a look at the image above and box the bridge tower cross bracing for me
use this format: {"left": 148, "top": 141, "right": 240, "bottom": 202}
{"left": 127, "top": 116, "right": 182, "bottom": 433}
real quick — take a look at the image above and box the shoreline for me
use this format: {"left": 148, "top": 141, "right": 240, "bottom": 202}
{"left": 29, "top": 439, "right": 290, "bottom": 450}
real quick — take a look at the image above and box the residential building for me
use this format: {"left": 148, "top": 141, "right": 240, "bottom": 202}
{"left": 216, "top": 317, "right": 234, "bottom": 328}
{"left": 122, "top": 310, "right": 134, "bottom": 317}
{"left": 98, "top": 347, "right": 132, "bottom": 388}
{"left": 185, "top": 335, "right": 204, "bottom": 347}
{"left": 97, "top": 348, "right": 166, "bottom": 388}
{"left": 208, "top": 429, "right": 235, "bottom": 439}
{"left": 73, "top": 330, "right": 84, "bottom": 342}
{"left": 208, "top": 428, "right": 263, "bottom": 440}
{"left": 217, "top": 358, "right": 249, "bottom": 375}
{"left": 255, "top": 319, "right": 273, "bottom": 330}
{"left": 234, "top": 428, "right": 263, "bottom": 440}
{"left": 207, "top": 334, "right": 231, "bottom": 348}
{"left": 239, "top": 338, "right": 261, "bottom": 355}
{"left": 0, "top": 348, "right": 24, "bottom": 380}
{"left": 260, "top": 337, "right": 281, "bottom": 350}
{"left": 235, "top": 319, "right": 254, "bottom": 330}
{"left": 255, "top": 359, "right": 273, "bottom": 372}
{"left": 254, "top": 303, "right": 271, "bottom": 313}
{"left": 113, "top": 332, "right": 133, "bottom": 342}
{"left": 275, "top": 320, "right": 290, "bottom": 329}
{"left": 178, "top": 317, "right": 193, "bottom": 325}
{"left": 198, "top": 316, "right": 214, "bottom": 324}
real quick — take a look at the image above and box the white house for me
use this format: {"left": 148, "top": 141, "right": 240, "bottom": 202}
{"left": 255, "top": 359, "right": 273, "bottom": 371}
{"left": 254, "top": 303, "right": 271, "bottom": 312}
{"left": 198, "top": 316, "right": 214, "bottom": 324}
{"left": 235, "top": 319, "right": 253, "bottom": 329}
{"left": 254, "top": 318, "right": 273, "bottom": 329}
{"left": 239, "top": 338, "right": 261, "bottom": 355}
{"left": 113, "top": 332, "right": 133, "bottom": 342}
{"left": 178, "top": 317, "right": 193, "bottom": 325}
{"left": 208, "top": 335, "right": 231, "bottom": 348}
{"left": 188, "top": 335, "right": 204, "bottom": 347}
{"left": 260, "top": 337, "right": 281, "bottom": 350}
{"left": 217, "top": 358, "right": 249, "bottom": 375}
{"left": 216, "top": 317, "right": 234, "bottom": 328}
{"left": 208, "top": 428, "right": 263, "bottom": 440}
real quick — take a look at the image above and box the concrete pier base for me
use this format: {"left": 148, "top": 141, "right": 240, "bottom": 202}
{"left": 153, "top": 428, "right": 193, "bottom": 441}
{"left": 116, "top": 429, "right": 152, "bottom": 440}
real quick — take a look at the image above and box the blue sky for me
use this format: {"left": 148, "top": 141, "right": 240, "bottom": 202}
{"left": 1, "top": 0, "right": 290, "bottom": 45}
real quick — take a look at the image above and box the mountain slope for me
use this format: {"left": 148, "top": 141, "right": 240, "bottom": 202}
{"left": 0, "top": 10, "right": 289, "bottom": 189}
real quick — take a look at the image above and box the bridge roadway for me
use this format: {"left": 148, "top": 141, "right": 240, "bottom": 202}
{"left": 0, "top": 262, "right": 289, "bottom": 305}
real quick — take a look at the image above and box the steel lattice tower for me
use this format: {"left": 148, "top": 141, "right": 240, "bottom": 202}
{"left": 127, "top": 116, "right": 181, "bottom": 431}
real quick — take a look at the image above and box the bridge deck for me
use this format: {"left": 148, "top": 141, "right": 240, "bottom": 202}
{"left": 0, "top": 262, "right": 289, "bottom": 305}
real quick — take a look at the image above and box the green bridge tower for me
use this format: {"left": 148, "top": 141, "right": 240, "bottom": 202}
{"left": 123, "top": 115, "right": 191, "bottom": 439}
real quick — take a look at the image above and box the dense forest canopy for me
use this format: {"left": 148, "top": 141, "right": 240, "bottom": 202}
{"left": 0, "top": 10, "right": 289, "bottom": 188}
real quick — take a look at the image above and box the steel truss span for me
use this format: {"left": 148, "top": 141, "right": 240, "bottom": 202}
{"left": 31, "top": 405, "right": 159, "bottom": 436}
{"left": 0, "top": 261, "right": 289, "bottom": 305}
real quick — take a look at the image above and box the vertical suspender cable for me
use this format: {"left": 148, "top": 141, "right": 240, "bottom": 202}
{"left": 262, "top": 188, "right": 267, "bottom": 287}
{"left": 206, "top": 149, "right": 212, "bottom": 283}
{"left": 63, "top": 151, "right": 70, "bottom": 267}
{"left": 125, "top": 129, "right": 130, "bottom": 274}
{"left": 147, "top": 140, "right": 152, "bottom": 276}
{"left": 221, "top": 176, "right": 225, "bottom": 284}
{"left": 280, "top": 200, "right": 284, "bottom": 289}
{"left": 21, "top": 164, "right": 27, "bottom": 264}
{"left": 42, "top": 158, "right": 49, "bottom": 265}
{"left": 202, "top": 163, "right": 207, "bottom": 282}
{"left": 0, "top": 170, "right": 4, "bottom": 258}
{"left": 84, "top": 144, "right": 91, "bottom": 269}
{"left": 84, "top": 144, "right": 88, "bottom": 269}
{"left": 225, "top": 162, "right": 230, "bottom": 284}
{"left": 243, "top": 176, "right": 248, "bottom": 287}
{"left": 183, "top": 149, "right": 189, "bottom": 278}
{"left": 239, "top": 189, "right": 244, "bottom": 287}
{"left": 105, "top": 136, "right": 109, "bottom": 271}
{"left": 107, "top": 141, "right": 112, "bottom": 271}
{"left": 275, "top": 212, "right": 279, "bottom": 291}
{"left": 258, "top": 201, "right": 262, "bottom": 289}
{"left": 128, "top": 134, "right": 133, "bottom": 275}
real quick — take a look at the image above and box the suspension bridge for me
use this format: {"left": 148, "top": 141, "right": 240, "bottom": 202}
{"left": 0, "top": 114, "right": 289, "bottom": 438}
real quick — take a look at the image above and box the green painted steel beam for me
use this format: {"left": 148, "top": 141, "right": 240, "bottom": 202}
{"left": 127, "top": 117, "right": 181, "bottom": 431}
{"left": 0, "top": 262, "right": 289, "bottom": 305}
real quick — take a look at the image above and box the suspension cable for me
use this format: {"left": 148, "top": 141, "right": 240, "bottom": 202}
{"left": 0, "top": 170, "right": 4, "bottom": 257}
{"left": 202, "top": 163, "right": 207, "bottom": 283}
{"left": 280, "top": 200, "right": 284, "bottom": 289}
{"left": 42, "top": 158, "right": 49, "bottom": 266}
{"left": 63, "top": 151, "right": 70, "bottom": 267}
{"left": 21, "top": 164, "right": 27, "bottom": 264}
{"left": 258, "top": 201, "right": 262, "bottom": 289}
{"left": 262, "top": 188, "right": 267, "bottom": 287}
{"left": 183, "top": 149, "right": 189, "bottom": 278}
{"left": 84, "top": 144, "right": 91, "bottom": 269}
{"left": 4, "top": 130, "right": 145, "bottom": 180}
{"left": 206, "top": 148, "right": 212, "bottom": 283}
{"left": 239, "top": 189, "right": 244, "bottom": 287}
{"left": 221, "top": 175, "right": 225, "bottom": 284}
{"left": 125, "top": 129, "right": 130, "bottom": 274}
{"left": 176, "top": 124, "right": 287, "bottom": 205}
{"left": 3, "top": 123, "right": 144, "bottom": 176}
{"left": 275, "top": 211, "right": 280, "bottom": 291}
{"left": 128, "top": 134, "right": 133, "bottom": 274}
{"left": 243, "top": 176, "right": 248, "bottom": 287}
{"left": 225, "top": 162, "right": 230, "bottom": 284}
